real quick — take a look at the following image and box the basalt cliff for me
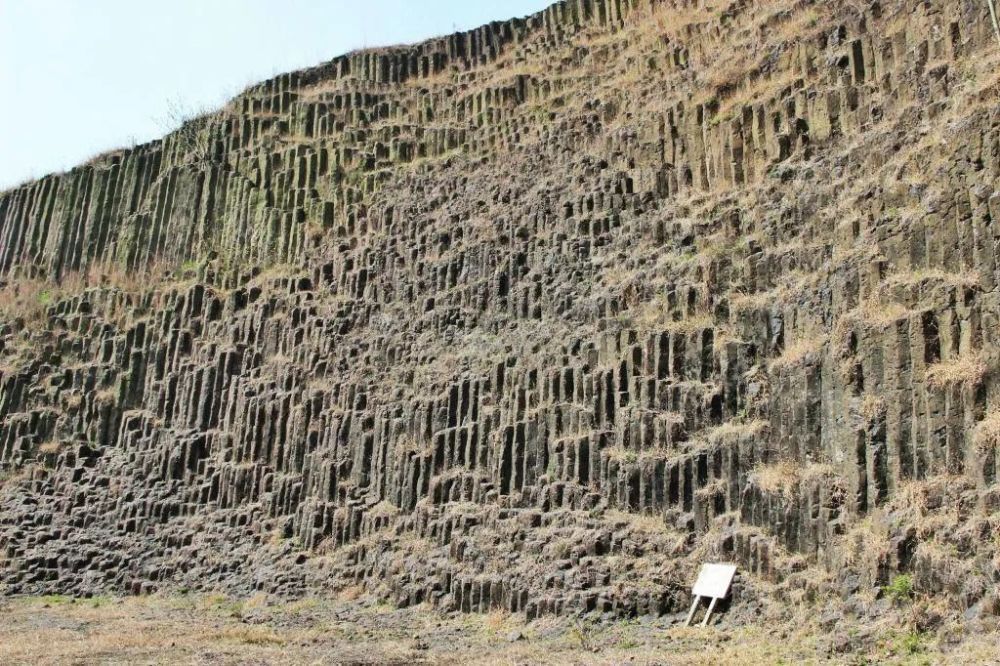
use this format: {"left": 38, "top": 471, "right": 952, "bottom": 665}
{"left": 1, "top": 0, "right": 999, "bottom": 627}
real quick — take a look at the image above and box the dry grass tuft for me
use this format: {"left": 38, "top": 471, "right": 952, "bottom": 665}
{"left": 603, "top": 447, "right": 638, "bottom": 465}
{"left": 884, "top": 268, "right": 981, "bottom": 290}
{"left": 706, "top": 420, "right": 769, "bottom": 444}
{"left": 769, "top": 334, "right": 827, "bottom": 372}
{"left": 217, "top": 626, "right": 286, "bottom": 646}
{"left": 627, "top": 300, "right": 714, "bottom": 335}
{"left": 336, "top": 585, "right": 366, "bottom": 602}
{"left": 38, "top": 440, "right": 64, "bottom": 455}
{"left": 751, "top": 461, "right": 836, "bottom": 500}
{"left": 972, "top": 409, "right": 1000, "bottom": 454}
{"left": 750, "top": 460, "right": 800, "bottom": 499}
{"left": 860, "top": 394, "right": 887, "bottom": 425}
{"left": 604, "top": 509, "right": 669, "bottom": 534}
{"left": 854, "top": 297, "right": 911, "bottom": 329}
{"left": 925, "top": 354, "right": 988, "bottom": 390}
{"left": 368, "top": 500, "right": 400, "bottom": 519}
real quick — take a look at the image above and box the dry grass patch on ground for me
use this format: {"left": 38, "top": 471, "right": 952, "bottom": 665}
{"left": 0, "top": 593, "right": 998, "bottom": 664}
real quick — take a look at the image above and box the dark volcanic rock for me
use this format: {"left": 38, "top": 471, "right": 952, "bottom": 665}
{"left": 0, "top": 0, "right": 998, "bottom": 623}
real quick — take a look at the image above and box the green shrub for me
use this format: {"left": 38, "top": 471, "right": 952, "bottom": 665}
{"left": 884, "top": 574, "right": 914, "bottom": 604}
{"left": 898, "top": 630, "right": 926, "bottom": 656}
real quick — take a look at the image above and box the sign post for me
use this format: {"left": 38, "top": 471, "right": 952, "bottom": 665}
{"left": 684, "top": 563, "right": 737, "bottom": 627}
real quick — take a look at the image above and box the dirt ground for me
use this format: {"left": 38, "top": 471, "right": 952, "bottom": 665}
{"left": 0, "top": 594, "right": 996, "bottom": 665}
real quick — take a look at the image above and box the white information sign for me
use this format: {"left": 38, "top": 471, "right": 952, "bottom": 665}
{"left": 685, "top": 563, "right": 737, "bottom": 627}
{"left": 692, "top": 563, "right": 737, "bottom": 599}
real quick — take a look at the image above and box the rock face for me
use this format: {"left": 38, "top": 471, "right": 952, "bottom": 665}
{"left": 1, "top": 0, "right": 999, "bottom": 620}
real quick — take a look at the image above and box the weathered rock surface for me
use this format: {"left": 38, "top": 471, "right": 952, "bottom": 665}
{"left": 0, "top": 0, "right": 999, "bottom": 623}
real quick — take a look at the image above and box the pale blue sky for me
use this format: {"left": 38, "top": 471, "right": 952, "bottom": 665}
{"left": 0, "top": 0, "right": 551, "bottom": 190}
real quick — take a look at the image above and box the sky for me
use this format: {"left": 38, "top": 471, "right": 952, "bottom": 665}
{"left": 0, "top": 0, "right": 552, "bottom": 190}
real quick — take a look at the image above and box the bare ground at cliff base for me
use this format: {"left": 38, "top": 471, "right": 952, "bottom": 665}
{"left": 0, "top": 594, "right": 997, "bottom": 665}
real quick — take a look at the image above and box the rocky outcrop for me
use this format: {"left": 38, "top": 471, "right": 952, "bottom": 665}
{"left": 0, "top": 0, "right": 999, "bottom": 622}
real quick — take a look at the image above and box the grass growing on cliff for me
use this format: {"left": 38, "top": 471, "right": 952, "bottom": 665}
{"left": 0, "top": 279, "right": 55, "bottom": 322}
{"left": 859, "top": 393, "right": 888, "bottom": 427}
{"left": 884, "top": 574, "right": 915, "bottom": 604}
{"left": 37, "top": 440, "right": 65, "bottom": 456}
{"left": 926, "top": 354, "right": 989, "bottom": 390}
{"left": 768, "top": 333, "right": 827, "bottom": 372}
{"left": 750, "top": 461, "right": 837, "bottom": 501}
{"left": 750, "top": 460, "right": 800, "bottom": 499}
{"left": 972, "top": 409, "right": 1000, "bottom": 453}
{"left": 0, "top": 259, "right": 182, "bottom": 324}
